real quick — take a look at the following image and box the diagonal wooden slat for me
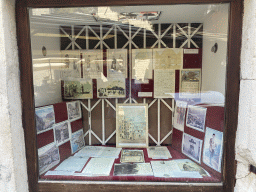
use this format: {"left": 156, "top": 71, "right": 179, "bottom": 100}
{"left": 80, "top": 101, "right": 89, "bottom": 111}
{"left": 149, "top": 99, "right": 157, "bottom": 108}
{"left": 91, "top": 99, "right": 101, "bottom": 111}
{"left": 84, "top": 130, "right": 90, "bottom": 137}
{"left": 176, "top": 24, "right": 189, "bottom": 38}
{"left": 161, "top": 24, "right": 173, "bottom": 38}
{"left": 160, "top": 99, "right": 173, "bottom": 112}
{"left": 149, "top": 133, "right": 158, "bottom": 145}
{"left": 105, "top": 99, "right": 116, "bottom": 111}
{"left": 160, "top": 130, "right": 173, "bottom": 144}
{"left": 91, "top": 130, "right": 103, "bottom": 144}
{"left": 105, "top": 130, "right": 116, "bottom": 144}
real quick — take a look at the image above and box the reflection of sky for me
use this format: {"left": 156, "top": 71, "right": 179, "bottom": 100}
{"left": 36, "top": 106, "right": 53, "bottom": 118}
{"left": 119, "top": 106, "right": 146, "bottom": 122}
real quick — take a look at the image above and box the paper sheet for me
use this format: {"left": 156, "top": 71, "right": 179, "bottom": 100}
{"left": 147, "top": 146, "right": 172, "bottom": 159}
{"left": 55, "top": 156, "right": 89, "bottom": 172}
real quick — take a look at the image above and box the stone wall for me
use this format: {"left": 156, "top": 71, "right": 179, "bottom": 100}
{"left": 235, "top": 0, "right": 256, "bottom": 191}
{"left": 0, "top": 0, "right": 28, "bottom": 191}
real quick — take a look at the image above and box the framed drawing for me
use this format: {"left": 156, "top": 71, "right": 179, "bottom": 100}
{"left": 64, "top": 79, "right": 93, "bottom": 99}
{"left": 66, "top": 101, "right": 82, "bottom": 121}
{"left": 107, "top": 49, "right": 127, "bottom": 78}
{"left": 35, "top": 105, "right": 55, "bottom": 134}
{"left": 116, "top": 104, "right": 148, "bottom": 148}
{"left": 173, "top": 100, "right": 187, "bottom": 131}
{"left": 53, "top": 121, "right": 71, "bottom": 146}
{"left": 97, "top": 78, "right": 126, "bottom": 98}
{"left": 82, "top": 50, "right": 103, "bottom": 79}
{"left": 182, "top": 133, "right": 203, "bottom": 164}
{"left": 179, "top": 69, "right": 201, "bottom": 98}
{"left": 203, "top": 127, "right": 223, "bottom": 172}
{"left": 120, "top": 149, "right": 145, "bottom": 163}
{"left": 186, "top": 105, "right": 207, "bottom": 132}
{"left": 60, "top": 50, "right": 81, "bottom": 78}
{"left": 70, "top": 129, "right": 85, "bottom": 154}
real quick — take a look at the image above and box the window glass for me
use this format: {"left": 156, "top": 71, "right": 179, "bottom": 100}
{"left": 30, "top": 4, "right": 229, "bottom": 182}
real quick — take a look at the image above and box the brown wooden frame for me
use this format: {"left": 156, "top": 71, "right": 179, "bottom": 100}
{"left": 16, "top": 0, "right": 243, "bottom": 191}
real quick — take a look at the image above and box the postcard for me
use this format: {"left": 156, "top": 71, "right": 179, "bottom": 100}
{"left": 153, "top": 48, "right": 183, "bottom": 70}
{"left": 186, "top": 105, "right": 207, "bottom": 132}
{"left": 70, "top": 129, "right": 85, "bottom": 154}
{"left": 54, "top": 121, "right": 71, "bottom": 146}
{"left": 64, "top": 79, "right": 93, "bottom": 99}
{"left": 173, "top": 100, "right": 187, "bottom": 131}
{"left": 38, "top": 143, "right": 60, "bottom": 175}
{"left": 55, "top": 156, "right": 89, "bottom": 172}
{"left": 203, "top": 127, "right": 223, "bottom": 172}
{"left": 66, "top": 101, "right": 82, "bottom": 121}
{"left": 116, "top": 104, "right": 148, "bottom": 148}
{"left": 147, "top": 146, "right": 172, "bottom": 159}
{"left": 114, "top": 163, "right": 153, "bottom": 176}
{"left": 107, "top": 49, "right": 127, "bottom": 78}
{"left": 182, "top": 133, "right": 203, "bottom": 163}
{"left": 120, "top": 149, "right": 145, "bottom": 163}
{"left": 97, "top": 78, "right": 126, "bottom": 98}
{"left": 179, "top": 69, "right": 201, "bottom": 98}
{"left": 82, "top": 50, "right": 103, "bottom": 79}
{"left": 154, "top": 69, "right": 175, "bottom": 98}
{"left": 61, "top": 50, "right": 81, "bottom": 78}
{"left": 132, "top": 49, "right": 153, "bottom": 81}
{"left": 35, "top": 105, "right": 55, "bottom": 134}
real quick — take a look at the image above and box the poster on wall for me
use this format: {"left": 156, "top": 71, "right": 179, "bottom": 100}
{"left": 132, "top": 49, "right": 153, "bottom": 83}
{"left": 186, "top": 105, "right": 207, "bottom": 132}
{"left": 116, "top": 104, "right": 148, "bottom": 148}
{"left": 64, "top": 79, "right": 93, "bottom": 99}
{"left": 66, "top": 101, "right": 82, "bottom": 121}
{"left": 61, "top": 50, "right": 81, "bottom": 78}
{"left": 82, "top": 50, "right": 103, "bottom": 79}
{"left": 107, "top": 49, "right": 127, "bottom": 78}
{"left": 154, "top": 69, "right": 175, "bottom": 98}
{"left": 153, "top": 48, "right": 183, "bottom": 70}
{"left": 38, "top": 142, "right": 60, "bottom": 175}
{"left": 97, "top": 78, "right": 126, "bottom": 98}
{"left": 70, "top": 129, "right": 85, "bottom": 154}
{"left": 182, "top": 133, "right": 203, "bottom": 163}
{"left": 179, "top": 69, "right": 201, "bottom": 98}
{"left": 35, "top": 105, "right": 55, "bottom": 134}
{"left": 53, "top": 121, "right": 71, "bottom": 146}
{"left": 203, "top": 127, "right": 223, "bottom": 172}
{"left": 173, "top": 100, "right": 187, "bottom": 131}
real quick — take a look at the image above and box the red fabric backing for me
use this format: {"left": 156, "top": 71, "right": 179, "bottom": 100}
{"left": 71, "top": 119, "right": 83, "bottom": 133}
{"left": 59, "top": 141, "right": 72, "bottom": 162}
{"left": 131, "top": 79, "right": 154, "bottom": 98}
{"left": 37, "top": 129, "right": 54, "bottom": 149}
{"left": 183, "top": 49, "right": 202, "bottom": 69}
{"left": 53, "top": 102, "right": 68, "bottom": 123}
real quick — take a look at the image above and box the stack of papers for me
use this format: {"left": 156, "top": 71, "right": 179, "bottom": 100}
{"left": 74, "top": 157, "right": 115, "bottom": 177}
{"left": 55, "top": 156, "right": 89, "bottom": 172}
{"left": 114, "top": 163, "right": 153, "bottom": 176}
{"left": 147, "top": 146, "right": 172, "bottom": 159}
{"left": 75, "top": 146, "right": 121, "bottom": 159}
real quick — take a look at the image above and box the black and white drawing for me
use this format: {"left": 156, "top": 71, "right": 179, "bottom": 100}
{"left": 64, "top": 79, "right": 93, "bottom": 99}
{"left": 107, "top": 49, "right": 127, "bottom": 78}
{"left": 186, "top": 105, "right": 207, "bottom": 132}
{"left": 35, "top": 105, "right": 55, "bottom": 134}
{"left": 120, "top": 149, "right": 145, "bottom": 163}
{"left": 54, "top": 121, "right": 71, "bottom": 146}
{"left": 173, "top": 101, "right": 187, "bottom": 131}
{"left": 70, "top": 129, "right": 85, "bottom": 154}
{"left": 114, "top": 163, "right": 153, "bottom": 176}
{"left": 66, "top": 101, "right": 82, "bottom": 120}
{"left": 97, "top": 78, "right": 126, "bottom": 98}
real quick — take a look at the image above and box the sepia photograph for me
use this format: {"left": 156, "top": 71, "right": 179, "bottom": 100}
{"left": 120, "top": 149, "right": 145, "bottom": 163}
{"left": 38, "top": 142, "right": 60, "bottom": 175}
{"left": 182, "top": 133, "right": 203, "bottom": 163}
{"left": 203, "top": 127, "right": 223, "bottom": 172}
{"left": 186, "top": 105, "right": 207, "bottom": 132}
{"left": 54, "top": 121, "right": 71, "bottom": 146}
{"left": 70, "top": 129, "right": 85, "bottom": 154}
{"left": 35, "top": 105, "right": 55, "bottom": 134}
{"left": 173, "top": 100, "right": 187, "bottom": 131}
{"left": 64, "top": 79, "right": 93, "bottom": 99}
{"left": 116, "top": 104, "right": 148, "bottom": 148}
{"left": 66, "top": 101, "right": 82, "bottom": 120}
{"left": 114, "top": 163, "right": 153, "bottom": 176}
{"left": 61, "top": 50, "right": 81, "bottom": 79}
{"left": 107, "top": 49, "right": 127, "bottom": 78}
{"left": 97, "top": 78, "right": 126, "bottom": 98}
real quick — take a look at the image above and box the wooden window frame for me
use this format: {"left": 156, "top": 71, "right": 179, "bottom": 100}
{"left": 16, "top": 0, "right": 243, "bottom": 191}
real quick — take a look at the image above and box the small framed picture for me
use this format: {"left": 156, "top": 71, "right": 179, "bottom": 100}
{"left": 203, "top": 127, "right": 223, "bottom": 172}
{"left": 66, "top": 101, "right": 82, "bottom": 121}
{"left": 186, "top": 105, "right": 207, "bottom": 132}
{"left": 70, "top": 129, "right": 85, "bottom": 154}
{"left": 35, "top": 105, "right": 55, "bottom": 134}
{"left": 116, "top": 104, "right": 148, "bottom": 148}
{"left": 53, "top": 121, "right": 71, "bottom": 146}
{"left": 182, "top": 133, "right": 203, "bottom": 164}
{"left": 173, "top": 100, "right": 187, "bottom": 131}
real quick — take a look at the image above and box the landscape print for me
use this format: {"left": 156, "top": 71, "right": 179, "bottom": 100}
{"left": 35, "top": 105, "right": 55, "bottom": 134}
{"left": 97, "top": 78, "right": 126, "bottom": 98}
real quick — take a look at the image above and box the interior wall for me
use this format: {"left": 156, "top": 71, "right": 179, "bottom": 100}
{"left": 201, "top": 4, "right": 229, "bottom": 104}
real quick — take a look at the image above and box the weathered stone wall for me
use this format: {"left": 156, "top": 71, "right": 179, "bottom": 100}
{"left": 0, "top": 0, "right": 28, "bottom": 191}
{"left": 235, "top": 0, "right": 256, "bottom": 191}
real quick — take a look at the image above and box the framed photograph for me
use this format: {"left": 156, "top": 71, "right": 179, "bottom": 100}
{"left": 35, "top": 105, "right": 55, "bottom": 134}
{"left": 38, "top": 142, "right": 60, "bottom": 175}
{"left": 120, "top": 149, "right": 145, "bottom": 163}
{"left": 53, "top": 121, "right": 71, "bottom": 146}
{"left": 107, "top": 49, "right": 127, "bottom": 78}
{"left": 179, "top": 69, "right": 201, "bottom": 98}
{"left": 116, "top": 104, "right": 148, "bottom": 148}
{"left": 82, "top": 50, "right": 103, "bottom": 79}
{"left": 182, "top": 133, "right": 203, "bottom": 163}
{"left": 97, "top": 78, "right": 126, "bottom": 98}
{"left": 66, "top": 101, "right": 82, "bottom": 121}
{"left": 64, "top": 79, "right": 93, "bottom": 99}
{"left": 70, "top": 129, "right": 85, "bottom": 154}
{"left": 203, "top": 127, "right": 223, "bottom": 172}
{"left": 173, "top": 100, "right": 187, "bottom": 131}
{"left": 61, "top": 50, "right": 81, "bottom": 78}
{"left": 186, "top": 105, "right": 207, "bottom": 132}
